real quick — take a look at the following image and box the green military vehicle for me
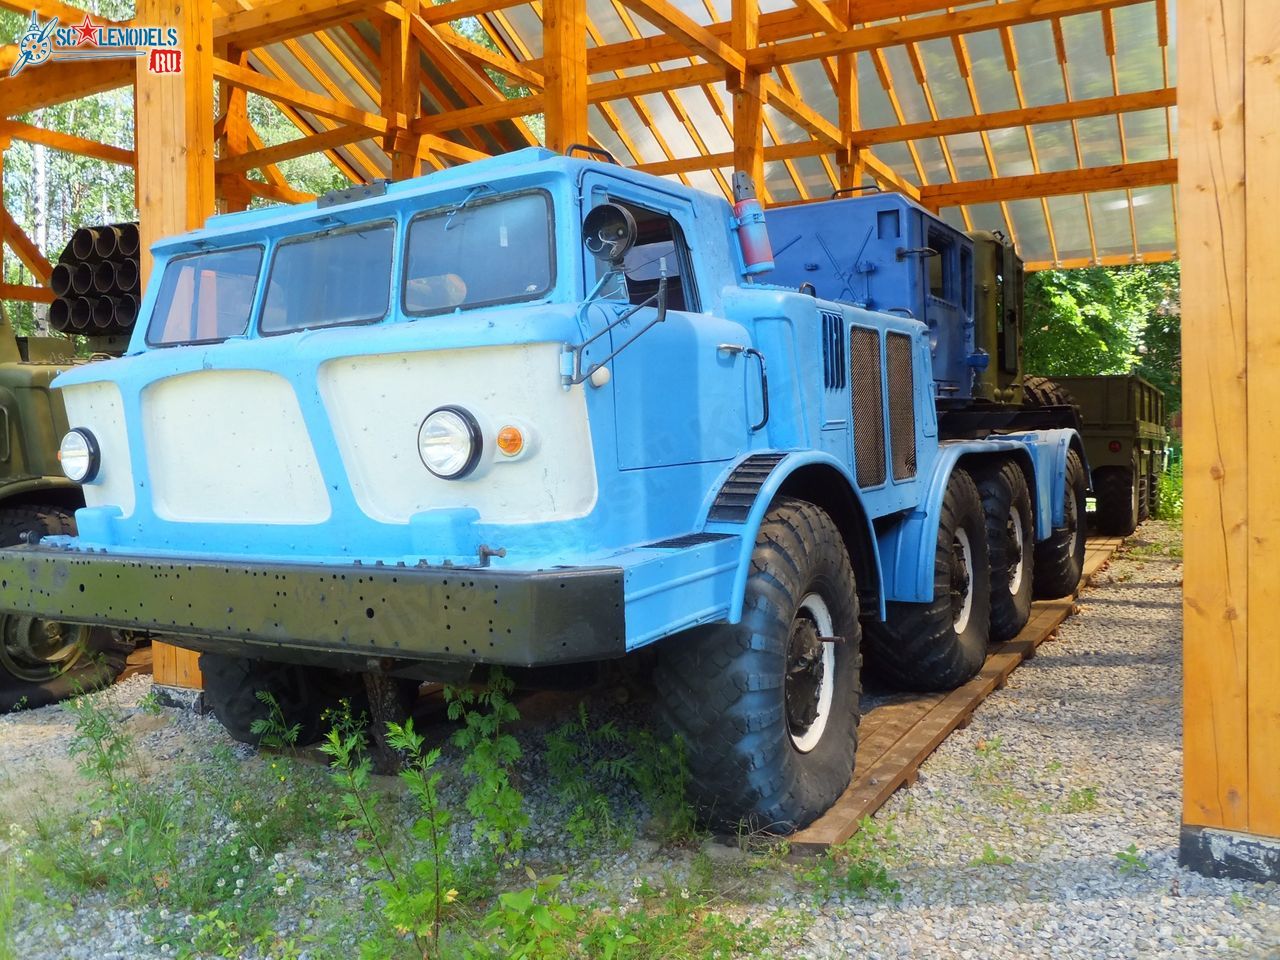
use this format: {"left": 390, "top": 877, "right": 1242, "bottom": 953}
{"left": 0, "top": 302, "right": 128, "bottom": 709}
{"left": 1045, "top": 374, "right": 1169, "bottom": 536}
{"left": 955, "top": 232, "right": 1169, "bottom": 539}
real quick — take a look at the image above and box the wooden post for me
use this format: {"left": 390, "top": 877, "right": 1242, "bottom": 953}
{"left": 382, "top": 1, "right": 422, "bottom": 179}
{"left": 542, "top": 0, "right": 588, "bottom": 154}
{"left": 1179, "top": 0, "right": 1280, "bottom": 881}
{"left": 136, "top": 0, "right": 215, "bottom": 693}
{"left": 730, "top": 0, "right": 763, "bottom": 191}
{"left": 835, "top": 0, "right": 863, "bottom": 191}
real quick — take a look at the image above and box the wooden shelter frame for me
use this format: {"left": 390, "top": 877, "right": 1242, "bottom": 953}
{"left": 2, "top": 0, "right": 1277, "bottom": 882}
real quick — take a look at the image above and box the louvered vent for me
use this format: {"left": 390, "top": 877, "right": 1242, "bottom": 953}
{"left": 886, "top": 332, "right": 917, "bottom": 480}
{"left": 821, "top": 311, "right": 846, "bottom": 390}
{"left": 850, "top": 327, "right": 886, "bottom": 488}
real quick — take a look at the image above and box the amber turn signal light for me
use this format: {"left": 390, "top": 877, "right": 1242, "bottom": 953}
{"left": 496, "top": 425, "right": 524, "bottom": 456}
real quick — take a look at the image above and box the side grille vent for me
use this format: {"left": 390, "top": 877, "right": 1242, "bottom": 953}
{"left": 886, "top": 332, "right": 917, "bottom": 480}
{"left": 708, "top": 453, "right": 787, "bottom": 522}
{"left": 850, "top": 327, "right": 886, "bottom": 488}
{"left": 821, "top": 311, "right": 846, "bottom": 390}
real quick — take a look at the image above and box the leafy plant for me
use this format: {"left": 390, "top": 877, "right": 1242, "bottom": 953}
{"left": 467, "top": 870, "right": 578, "bottom": 960}
{"left": 1063, "top": 786, "right": 1100, "bottom": 813}
{"left": 969, "top": 844, "right": 1014, "bottom": 867}
{"left": 445, "top": 670, "right": 528, "bottom": 862}
{"left": 1156, "top": 453, "right": 1183, "bottom": 522}
{"left": 1115, "top": 844, "right": 1149, "bottom": 876}
{"left": 798, "top": 817, "right": 900, "bottom": 900}
{"left": 250, "top": 690, "right": 303, "bottom": 753}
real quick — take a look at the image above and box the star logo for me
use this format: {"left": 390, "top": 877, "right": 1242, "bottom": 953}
{"left": 72, "top": 12, "right": 97, "bottom": 46}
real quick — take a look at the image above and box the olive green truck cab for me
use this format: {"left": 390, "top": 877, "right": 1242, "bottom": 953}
{"left": 1047, "top": 374, "right": 1169, "bottom": 536}
{"left": 0, "top": 304, "right": 124, "bottom": 707}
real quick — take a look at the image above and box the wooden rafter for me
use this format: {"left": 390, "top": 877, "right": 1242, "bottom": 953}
{"left": 919, "top": 159, "right": 1178, "bottom": 207}
{"left": 213, "top": 0, "right": 401, "bottom": 50}
{"left": 614, "top": 0, "right": 745, "bottom": 72}
{"left": 0, "top": 208, "right": 52, "bottom": 284}
{"left": 212, "top": 57, "right": 389, "bottom": 133}
{"left": 0, "top": 119, "right": 133, "bottom": 165}
{"left": 0, "top": 0, "right": 125, "bottom": 26}
{"left": 0, "top": 57, "right": 133, "bottom": 116}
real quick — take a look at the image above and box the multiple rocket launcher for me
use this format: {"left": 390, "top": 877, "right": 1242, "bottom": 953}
{"left": 48, "top": 222, "right": 141, "bottom": 337}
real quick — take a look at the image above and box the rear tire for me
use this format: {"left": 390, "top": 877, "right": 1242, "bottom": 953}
{"left": 1094, "top": 465, "right": 1139, "bottom": 536}
{"left": 977, "top": 461, "right": 1035, "bottom": 643}
{"left": 0, "top": 505, "right": 132, "bottom": 711}
{"left": 1148, "top": 472, "right": 1162, "bottom": 519}
{"left": 653, "top": 498, "right": 861, "bottom": 833}
{"left": 865, "top": 468, "right": 991, "bottom": 691}
{"left": 1022, "top": 376, "right": 1078, "bottom": 410}
{"left": 1033, "top": 449, "right": 1088, "bottom": 598}
{"left": 200, "top": 653, "right": 364, "bottom": 747}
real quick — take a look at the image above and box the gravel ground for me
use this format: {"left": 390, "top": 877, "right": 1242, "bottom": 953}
{"left": 2, "top": 519, "right": 1278, "bottom": 959}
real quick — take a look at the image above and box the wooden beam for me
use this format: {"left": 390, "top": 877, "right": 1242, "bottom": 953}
{"left": 420, "top": 0, "right": 528, "bottom": 23}
{"left": 0, "top": 209, "right": 52, "bottom": 284}
{"left": 1181, "top": 0, "right": 1250, "bottom": 837}
{"left": 791, "top": 0, "right": 845, "bottom": 33}
{"left": 217, "top": 172, "right": 314, "bottom": 206}
{"left": 918, "top": 159, "right": 1177, "bottom": 207}
{"left": 731, "top": 0, "right": 763, "bottom": 189}
{"left": 0, "top": 120, "right": 133, "bottom": 165}
{"left": 381, "top": 0, "right": 420, "bottom": 179}
{"left": 136, "top": 0, "right": 215, "bottom": 692}
{"left": 0, "top": 57, "right": 133, "bottom": 116}
{"left": 211, "top": 57, "right": 389, "bottom": 133}
{"left": 0, "top": 283, "right": 53, "bottom": 304}
{"left": 614, "top": 0, "right": 745, "bottom": 72}
{"left": 436, "top": 26, "right": 545, "bottom": 88}
{"left": 761, "top": 75, "right": 840, "bottom": 145}
{"left": 543, "top": 0, "right": 588, "bottom": 153}
{"left": 214, "top": 0, "right": 400, "bottom": 50}
{"left": 412, "top": 95, "right": 545, "bottom": 136}
{"left": 1022, "top": 250, "right": 1177, "bottom": 271}
{"left": 588, "top": 63, "right": 721, "bottom": 104}
{"left": 1243, "top": 0, "right": 1280, "bottom": 846}
{"left": 850, "top": 87, "right": 1177, "bottom": 146}
{"left": 216, "top": 125, "right": 367, "bottom": 175}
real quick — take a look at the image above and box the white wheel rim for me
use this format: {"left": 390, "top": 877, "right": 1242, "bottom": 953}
{"left": 789, "top": 593, "right": 836, "bottom": 754}
{"left": 952, "top": 528, "right": 975, "bottom": 634}
{"left": 1008, "top": 507, "right": 1025, "bottom": 595}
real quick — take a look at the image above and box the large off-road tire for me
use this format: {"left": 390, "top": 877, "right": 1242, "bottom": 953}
{"left": 1147, "top": 472, "right": 1162, "bottom": 520}
{"left": 0, "top": 505, "right": 132, "bottom": 711}
{"left": 976, "top": 461, "right": 1035, "bottom": 644}
{"left": 200, "top": 653, "right": 366, "bottom": 747}
{"left": 865, "top": 468, "right": 991, "bottom": 692}
{"left": 1094, "top": 465, "right": 1139, "bottom": 536}
{"left": 1033, "top": 449, "right": 1088, "bottom": 598}
{"left": 653, "top": 498, "right": 861, "bottom": 833}
{"left": 1022, "top": 376, "right": 1078, "bottom": 410}
{"left": 1138, "top": 472, "right": 1151, "bottom": 522}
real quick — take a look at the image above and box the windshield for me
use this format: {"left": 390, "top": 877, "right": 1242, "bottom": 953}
{"left": 146, "top": 246, "right": 262, "bottom": 346}
{"left": 403, "top": 191, "right": 553, "bottom": 314}
{"left": 261, "top": 221, "right": 394, "bottom": 334}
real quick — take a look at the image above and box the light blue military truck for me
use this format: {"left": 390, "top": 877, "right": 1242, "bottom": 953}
{"left": 0, "top": 149, "right": 1087, "bottom": 831}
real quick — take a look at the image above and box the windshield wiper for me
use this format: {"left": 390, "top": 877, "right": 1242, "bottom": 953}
{"left": 562, "top": 260, "right": 668, "bottom": 386}
{"left": 444, "top": 184, "right": 494, "bottom": 231}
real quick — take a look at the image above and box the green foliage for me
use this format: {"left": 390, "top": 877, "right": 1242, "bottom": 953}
{"left": 546, "top": 703, "right": 697, "bottom": 848}
{"left": 1062, "top": 786, "right": 1100, "bottom": 813}
{"left": 969, "top": 843, "right": 1014, "bottom": 867}
{"left": 250, "top": 690, "right": 303, "bottom": 753}
{"left": 1023, "top": 262, "right": 1181, "bottom": 418}
{"left": 798, "top": 817, "right": 901, "bottom": 901}
{"left": 1156, "top": 450, "right": 1184, "bottom": 521}
{"left": 445, "top": 670, "right": 528, "bottom": 862}
{"left": 467, "top": 870, "right": 578, "bottom": 960}
{"left": 0, "top": 826, "right": 30, "bottom": 960}
{"left": 1115, "top": 843, "right": 1150, "bottom": 876}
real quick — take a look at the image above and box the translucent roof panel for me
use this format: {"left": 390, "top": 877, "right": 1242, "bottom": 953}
{"left": 238, "top": 0, "right": 1180, "bottom": 270}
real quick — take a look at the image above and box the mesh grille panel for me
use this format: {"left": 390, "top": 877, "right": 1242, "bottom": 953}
{"left": 886, "top": 332, "right": 917, "bottom": 480}
{"left": 850, "top": 327, "right": 886, "bottom": 488}
{"left": 822, "top": 311, "right": 846, "bottom": 390}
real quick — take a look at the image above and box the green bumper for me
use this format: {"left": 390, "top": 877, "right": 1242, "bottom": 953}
{"left": 0, "top": 546, "right": 627, "bottom": 669}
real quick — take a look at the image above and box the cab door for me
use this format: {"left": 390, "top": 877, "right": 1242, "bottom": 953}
{"left": 581, "top": 177, "right": 751, "bottom": 470}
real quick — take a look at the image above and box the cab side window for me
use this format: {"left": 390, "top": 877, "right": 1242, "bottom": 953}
{"left": 598, "top": 200, "right": 699, "bottom": 312}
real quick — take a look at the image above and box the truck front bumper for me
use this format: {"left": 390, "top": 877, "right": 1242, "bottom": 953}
{"left": 0, "top": 546, "right": 626, "bottom": 671}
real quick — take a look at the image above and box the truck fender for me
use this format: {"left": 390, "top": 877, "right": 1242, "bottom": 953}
{"left": 877, "top": 438, "right": 1031, "bottom": 605}
{"left": 1000, "top": 428, "right": 1089, "bottom": 538}
{"left": 702, "top": 451, "right": 885, "bottom": 622}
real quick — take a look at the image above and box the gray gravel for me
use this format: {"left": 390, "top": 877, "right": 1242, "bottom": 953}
{"left": 789, "top": 521, "right": 1280, "bottom": 959}
{"left": 2, "top": 520, "right": 1277, "bottom": 959}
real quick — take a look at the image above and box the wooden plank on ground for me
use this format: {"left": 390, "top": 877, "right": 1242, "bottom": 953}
{"left": 790, "top": 535, "right": 1122, "bottom": 853}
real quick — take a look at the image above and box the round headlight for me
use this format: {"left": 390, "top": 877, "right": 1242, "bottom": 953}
{"left": 59, "top": 428, "right": 100, "bottom": 483}
{"left": 417, "top": 406, "right": 481, "bottom": 479}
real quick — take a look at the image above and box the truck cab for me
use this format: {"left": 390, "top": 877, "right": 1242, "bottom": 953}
{"left": 0, "top": 149, "right": 1088, "bottom": 831}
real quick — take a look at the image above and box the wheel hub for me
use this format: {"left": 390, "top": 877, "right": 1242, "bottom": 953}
{"left": 785, "top": 618, "right": 825, "bottom": 735}
{"left": 1006, "top": 507, "right": 1025, "bottom": 594}
{"left": 0, "top": 613, "right": 87, "bottom": 683}
{"left": 951, "top": 536, "right": 973, "bottom": 627}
